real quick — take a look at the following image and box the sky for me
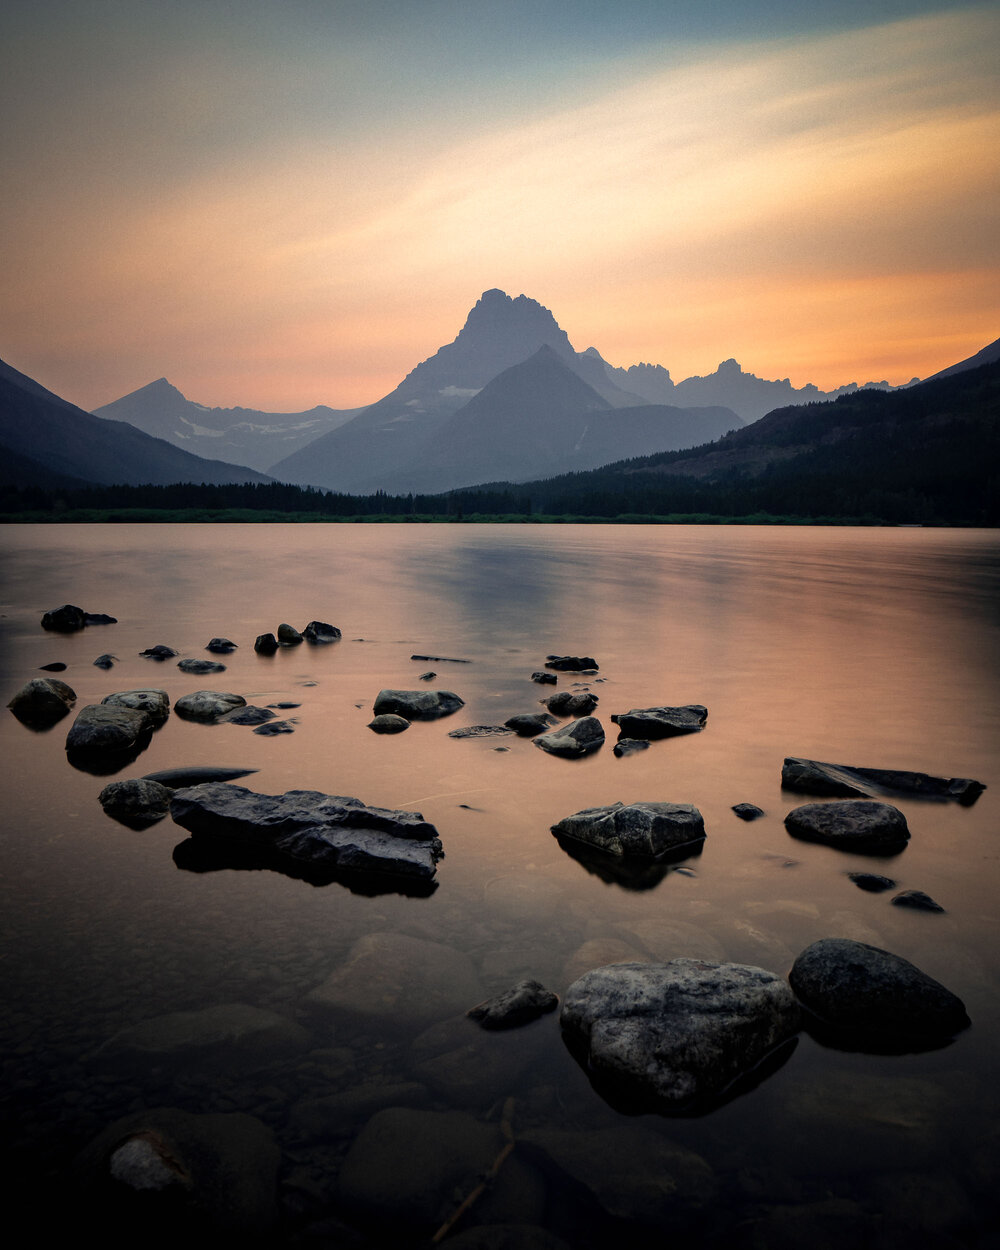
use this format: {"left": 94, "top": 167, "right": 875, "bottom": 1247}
{"left": 1, "top": 0, "right": 997, "bottom": 412}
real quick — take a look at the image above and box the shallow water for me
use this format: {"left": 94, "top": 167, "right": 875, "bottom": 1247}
{"left": 1, "top": 523, "right": 998, "bottom": 1246}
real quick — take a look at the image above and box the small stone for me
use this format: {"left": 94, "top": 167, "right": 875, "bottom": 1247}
{"left": 467, "top": 980, "right": 559, "bottom": 1029}
{"left": 848, "top": 872, "right": 896, "bottom": 893}
{"left": 533, "top": 716, "right": 604, "bottom": 758}
{"left": 39, "top": 662, "right": 67, "bottom": 671}
{"left": 277, "top": 623, "right": 303, "bottom": 645}
{"left": 139, "top": 644, "right": 177, "bottom": 660}
{"left": 613, "top": 739, "right": 650, "bottom": 758}
{"left": 254, "top": 633, "right": 279, "bottom": 655}
{"left": 733, "top": 803, "right": 765, "bottom": 821}
{"left": 206, "top": 637, "right": 238, "bottom": 653}
{"left": 531, "top": 671, "right": 557, "bottom": 685}
{"left": 253, "top": 720, "right": 294, "bottom": 736}
{"left": 545, "top": 655, "right": 598, "bottom": 672}
{"left": 92, "top": 653, "right": 116, "bottom": 669}
{"left": 221, "top": 705, "right": 275, "bottom": 726}
{"left": 418, "top": 671, "right": 436, "bottom": 681}
{"left": 368, "top": 714, "right": 410, "bottom": 734}
{"left": 892, "top": 889, "right": 945, "bottom": 913}
{"left": 504, "top": 713, "right": 558, "bottom": 737}
{"left": 303, "top": 620, "right": 342, "bottom": 642}
{"left": 545, "top": 691, "right": 599, "bottom": 717}
{"left": 177, "top": 658, "right": 227, "bottom": 675}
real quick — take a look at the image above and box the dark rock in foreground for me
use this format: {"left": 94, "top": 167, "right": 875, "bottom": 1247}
{"left": 533, "top": 716, "right": 605, "bottom": 758}
{"left": 789, "top": 938, "right": 969, "bottom": 1042}
{"left": 892, "top": 888, "right": 945, "bottom": 913}
{"left": 373, "top": 688, "right": 465, "bottom": 720}
{"left": 561, "top": 959, "right": 800, "bottom": 1113}
{"left": 782, "top": 756, "right": 985, "bottom": 805}
{"left": 612, "top": 704, "right": 708, "bottom": 739}
{"left": 732, "top": 802, "right": 765, "bottom": 821}
{"left": 552, "top": 801, "right": 706, "bottom": 859}
{"left": 304, "top": 620, "right": 342, "bottom": 642}
{"left": 41, "top": 604, "right": 86, "bottom": 632}
{"left": 785, "top": 799, "right": 910, "bottom": 854}
{"left": 174, "top": 691, "right": 247, "bottom": 722}
{"left": 504, "top": 712, "right": 558, "bottom": 737}
{"left": 66, "top": 703, "right": 152, "bottom": 752}
{"left": 467, "top": 979, "right": 559, "bottom": 1029}
{"left": 7, "top": 676, "right": 76, "bottom": 726}
{"left": 170, "top": 783, "right": 443, "bottom": 879}
{"left": 368, "top": 714, "right": 410, "bottom": 734}
{"left": 545, "top": 691, "right": 599, "bottom": 717}
{"left": 545, "top": 655, "right": 598, "bottom": 672}
{"left": 74, "top": 1106, "right": 280, "bottom": 1235}
{"left": 848, "top": 871, "right": 896, "bottom": 893}
{"left": 98, "top": 778, "right": 173, "bottom": 825}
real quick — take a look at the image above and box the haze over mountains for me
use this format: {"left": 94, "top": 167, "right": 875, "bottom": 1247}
{"left": 91, "top": 288, "right": 918, "bottom": 494}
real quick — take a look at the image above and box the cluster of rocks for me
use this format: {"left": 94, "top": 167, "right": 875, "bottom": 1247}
{"left": 254, "top": 620, "right": 341, "bottom": 654}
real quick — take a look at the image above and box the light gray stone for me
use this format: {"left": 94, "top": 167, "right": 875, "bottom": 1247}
{"left": 102, "top": 688, "right": 170, "bottom": 723}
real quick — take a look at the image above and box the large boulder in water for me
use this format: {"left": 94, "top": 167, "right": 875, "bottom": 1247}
{"left": 552, "top": 801, "right": 705, "bottom": 859}
{"left": 612, "top": 705, "right": 708, "bottom": 739}
{"left": 66, "top": 703, "right": 153, "bottom": 752}
{"left": 533, "top": 716, "right": 605, "bottom": 758}
{"left": 41, "top": 604, "right": 86, "bottom": 632}
{"left": 170, "top": 783, "right": 443, "bottom": 880}
{"left": 373, "top": 689, "right": 464, "bottom": 720}
{"left": 789, "top": 938, "right": 970, "bottom": 1044}
{"left": 561, "top": 959, "right": 800, "bottom": 1113}
{"left": 781, "top": 756, "right": 985, "bottom": 805}
{"left": 785, "top": 799, "right": 910, "bottom": 854}
{"left": 7, "top": 676, "right": 76, "bottom": 726}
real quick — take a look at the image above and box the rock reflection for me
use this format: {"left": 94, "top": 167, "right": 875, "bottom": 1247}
{"left": 554, "top": 833, "right": 703, "bottom": 890}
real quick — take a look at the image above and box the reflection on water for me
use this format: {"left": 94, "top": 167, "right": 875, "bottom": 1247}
{"left": 1, "top": 524, "right": 998, "bottom": 1245}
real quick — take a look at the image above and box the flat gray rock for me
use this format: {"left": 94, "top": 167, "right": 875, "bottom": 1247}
{"left": 373, "top": 688, "right": 465, "bottom": 720}
{"left": 174, "top": 691, "right": 247, "bottom": 722}
{"left": 466, "top": 979, "right": 559, "bottom": 1030}
{"left": 782, "top": 756, "right": 985, "bottom": 804}
{"left": 66, "top": 703, "right": 152, "bottom": 752}
{"left": 789, "top": 938, "right": 969, "bottom": 1040}
{"left": 552, "top": 800, "right": 705, "bottom": 859}
{"left": 611, "top": 705, "right": 708, "bottom": 739}
{"left": 533, "top": 716, "right": 605, "bottom": 758}
{"left": 785, "top": 799, "right": 910, "bottom": 854}
{"left": 170, "top": 783, "right": 442, "bottom": 879}
{"left": 306, "top": 932, "right": 483, "bottom": 1029}
{"left": 448, "top": 724, "right": 514, "bottom": 739}
{"left": 561, "top": 959, "right": 801, "bottom": 1113}
{"left": 177, "top": 658, "right": 226, "bottom": 675}
{"left": 102, "top": 688, "right": 170, "bottom": 723}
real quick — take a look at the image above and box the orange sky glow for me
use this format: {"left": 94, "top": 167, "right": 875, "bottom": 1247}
{"left": 1, "top": 2, "right": 997, "bottom": 412}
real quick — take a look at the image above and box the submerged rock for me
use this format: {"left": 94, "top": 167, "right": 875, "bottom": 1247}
{"left": 303, "top": 620, "right": 341, "bottom": 642}
{"left": 789, "top": 938, "right": 969, "bottom": 1042}
{"left": 253, "top": 720, "right": 294, "bottom": 736}
{"left": 848, "top": 872, "right": 896, "bottom": 893}
{"left": 552, "top": 801, "right": 706, "bottom": 859}
{"left": 545, "top": 655, "right": 598, "bottom": 672}
{"left": 174, "top": 691, "right": 247, "bottom": 722}
{"left": 98, "top": 778, "right": 172, "bottom": 825}
{"left": 612, "top": 705, "right": 708, "bottom": 739}
{"left": 533, "top": 716, "right": 605, "bottom": 758}
{"left": 102, "top": 688, "right": 170, "bottom": 724}
{"left": 84, "top": 612, "right": 117, "bottom": 626}
{"left": 177, "top": 658, "right": 226, "bottom": 675}
{"left": 782, "top": 756, "right": 985, "bottom": 805}
{"left": 561, "top": 959, "right": 800, "bottom": 1113}
{"left": 170, "top": 783, "right": 443, "bottom": 880}
{"left": 545, "top": 691, "right": 599, "bottom": 717}
{"left": 368, "top": 714, "right": 410, "bottom": 734}
{"left": 220, "top": 705, "right": 275, "bottom": 726}
{"left": 613, "top": 738, "right": 650, "bottom": 758}
{"left": 448, "top": 724, "right": 513, "bottom": 739}
{"left": 785, "top": 799, "right": 910, "bottom": 854}
{"left": 373, "top": 689, "right": 465, "bottom": 720}
{"left": 7, "top": 676, "right": 76, "bottom": 726}
{"left": 466, "top": 979, "right": 559, "bottom": 1030}
{"left": 74, "top": 1107, "right": 280, "bottom": 1235}
{"left": 892, "top": 889, "right": 945, "bottom": 913}
{"left": 66, "top": 703, "right": 152, "bottom": 752}
{"left": 41, "top": 603, "right": 86, "bottom": 632}
{"left": 143, "top": 766, "right": 259, "bottom": 788}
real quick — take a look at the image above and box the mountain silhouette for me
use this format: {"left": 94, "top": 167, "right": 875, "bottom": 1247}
{"left": 93, "top": 378, "right": 360, "bottom": 471}
{"left": 0, "top": 358, "right": 271, "bottom": 487}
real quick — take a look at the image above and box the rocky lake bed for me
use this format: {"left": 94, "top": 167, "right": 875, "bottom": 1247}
{"left": 1, "top": 523, "right": 998, "bottom": 1248}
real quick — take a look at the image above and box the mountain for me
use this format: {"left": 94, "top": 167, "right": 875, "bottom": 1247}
{"left": 451, "top": 360, "right": 999, "bottom": 525}
{"left": 0, "top": 357, "right": 272, "bottom": 487}
{"left": 93, "top": 378, "right": 361, "bottom": 471}
{"left": 376, "top": 346, "right": 741, "bottom": 493}
{"left": 923, "top": 336, "right": 1000, "bottom": 381}
{"left": 269, "top": 289, "right": 737, "bottom": 492}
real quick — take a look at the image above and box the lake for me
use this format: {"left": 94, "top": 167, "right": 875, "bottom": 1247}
{"left": 1, "top": 522, "right": 998, "bottom": 1247}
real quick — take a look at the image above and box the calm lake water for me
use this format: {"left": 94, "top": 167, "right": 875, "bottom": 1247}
{"left": 1, "top": 523, "right": 998, "bottom": 1246}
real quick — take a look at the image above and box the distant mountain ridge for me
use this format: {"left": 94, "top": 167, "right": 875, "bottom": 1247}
{"left": 94, "top": 378, "right": 360, "bottom": 471}
{"left": 0, "top": 357, "right": 271, "bottom": 488}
